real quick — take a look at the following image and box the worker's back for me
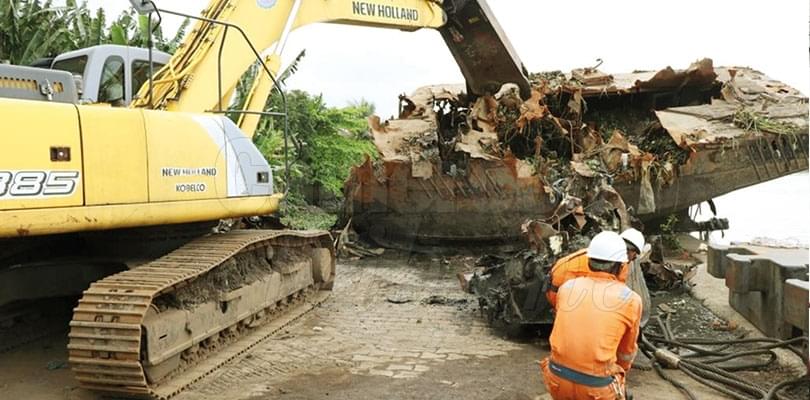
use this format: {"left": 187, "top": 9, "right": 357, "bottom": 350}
{"left": 550, "top": 274, "right": 642, "bottom": 376}
{"left": 547, "top": 250, "right": 629, "bottom": 307}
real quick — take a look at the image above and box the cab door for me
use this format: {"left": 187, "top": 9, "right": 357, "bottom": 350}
{"left": 0, "top": 98, "right": 84, "bottom": 210}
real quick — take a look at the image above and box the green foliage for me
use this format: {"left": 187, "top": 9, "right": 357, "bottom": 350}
{"left": 279, "top": 194, "right": 338, "bottom": 231}
{"left": 342, "top": 98, "right": 376, "bottom": 134}
{"left": 255, "top": 90, "right": 378, "bottom": 197}
{"left": 0, "top": 0, "right": 75, "bottom": 64}
{"left": 307, "top": 132, "right": 377, "bottom": 195}
{"left": 660, "top": 214, "right": 682, "bottom": 250}
{"left": 232, "top": 50, "right": 377, "bottom": 200}
{"left": 0, "top": 0, "right": 187, "bottom": 65}
{"left": 66, "top": 1, "right": 107, "bottom": 49}
{"left": 229, "top": 49, "right": 306, "bottom": 123}
{"left": 733, "top": 108, "right": 802, "bottom": 136}
{"left": 107, "top": 9, "right": 188, "bottom": 53}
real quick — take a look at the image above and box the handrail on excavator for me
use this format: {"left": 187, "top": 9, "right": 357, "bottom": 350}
{"left": 128, "top": 0, "right": 535, "bottom": 194}
{"left": 131, "top": 0, "right": 294, "bottom": 194}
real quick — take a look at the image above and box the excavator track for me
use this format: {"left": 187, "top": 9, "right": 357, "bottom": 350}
{"left": 67, "top": 230, "right": 334, "bottom": 399}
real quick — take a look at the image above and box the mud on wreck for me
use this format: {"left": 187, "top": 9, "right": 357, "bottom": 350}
{"left": 342, "top": 59, "right": 809, "bottom": 249}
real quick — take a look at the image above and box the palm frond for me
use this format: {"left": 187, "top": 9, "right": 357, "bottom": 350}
{"left": 277, "top": 49, "right": 306, "bottom": 85}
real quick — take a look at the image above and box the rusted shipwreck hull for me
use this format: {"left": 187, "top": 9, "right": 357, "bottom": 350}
{"left": 343, "top": 60, "right": 809, "bottom": 247}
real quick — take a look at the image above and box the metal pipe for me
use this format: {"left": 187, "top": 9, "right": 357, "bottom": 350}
{"left": 216, "top": 26, "right": 229, "bottom": 112}
{"left": 146, "top": 1, "right": 163, "bottom": 108}
{"left": 208, "top": 110, "right": 286, "bottom": 117}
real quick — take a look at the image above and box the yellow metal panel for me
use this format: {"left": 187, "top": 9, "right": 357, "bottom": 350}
{"left": 295, "top": 0, "right": 446, "bottom": 30}
{"left": 0, "top": 98, "right": 83, "bottom": 211}
{"left": 79, "top": 106, "right": 148, "bottom": 205}
{"left": 237, "top": 54, "right": 282, "bottom": 138}
{"left": 143, "top": 111, "right": 227, "bottom": 202}
{"left": 142, "top": 0, "right": 445, "bottom": 113}
{"left": 0, "top": 194, "right": 283, "bottom": 237}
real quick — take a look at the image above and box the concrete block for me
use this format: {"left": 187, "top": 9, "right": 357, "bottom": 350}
{"left": 707, "top": 244, "right": 755, "bottom": 278}
{"left": 783, "top": 279, "right": 809, "bottom": 336}
{"left": 709, "top": 243, "right": 808, "bottom": 339}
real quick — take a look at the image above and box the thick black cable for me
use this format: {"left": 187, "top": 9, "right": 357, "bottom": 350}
{"left": 765, "top": 375, "right": 810, "bottom": 400}
{"left": 642, "top": 316, "right": 808, "bottom": 400}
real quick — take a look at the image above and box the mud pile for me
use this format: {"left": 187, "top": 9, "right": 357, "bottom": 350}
{"left": 342, "top": 59, "right": 809, "bottom": 248}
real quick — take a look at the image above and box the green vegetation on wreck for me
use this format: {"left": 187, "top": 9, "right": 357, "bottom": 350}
{"left": 660, "top": 214, "right": 682, "bottom": 251}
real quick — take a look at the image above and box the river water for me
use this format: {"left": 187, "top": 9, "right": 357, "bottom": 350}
{"left": 693, "top": 172, "right": 809, "bottom": 247}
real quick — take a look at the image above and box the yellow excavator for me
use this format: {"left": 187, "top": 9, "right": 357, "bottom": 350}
{"left": 0, "top": 0, "right": 529, "bottom": 398}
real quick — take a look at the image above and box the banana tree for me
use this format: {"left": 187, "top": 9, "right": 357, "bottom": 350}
{"left": 0, "top": 0, "right": 76, "bottom": 64}
{"left": 108, "top": 9, "right": 188, "bottom": 53}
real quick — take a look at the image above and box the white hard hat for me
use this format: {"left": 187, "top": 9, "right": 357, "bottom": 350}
{"left": 621, "top": 228, "right": 645, "bottom": 253}
{"left": 587, "top": 231, "right": 629, "bottom": 263}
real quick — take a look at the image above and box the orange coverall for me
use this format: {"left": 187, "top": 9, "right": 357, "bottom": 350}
{"left": 541, "top": 274, "right": 642, "bottom": 400}
{"left": 545, "top": 249, "right": 629, "bottom": 307}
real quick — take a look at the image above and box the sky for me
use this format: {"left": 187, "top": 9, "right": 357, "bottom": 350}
{"left": 76, "top": 0, "right": 809, "bottom": 117}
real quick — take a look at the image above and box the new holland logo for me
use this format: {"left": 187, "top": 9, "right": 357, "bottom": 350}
{"left": 351, "top": 1, "right": 420, "bottom": 21}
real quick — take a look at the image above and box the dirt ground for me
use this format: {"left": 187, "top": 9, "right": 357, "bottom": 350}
{"left": 0, "top": 250, "right": 805, "bottom": 400}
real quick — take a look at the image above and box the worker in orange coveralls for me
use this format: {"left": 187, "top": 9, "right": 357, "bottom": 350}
{"left": 541, "top": 231, "right": 642, "bottom": 400}
{"left": 620, "top": 228, "right": 645, "bottom": 265}
{"left": 545, "top": 235, "right": 633, "bottom": 308}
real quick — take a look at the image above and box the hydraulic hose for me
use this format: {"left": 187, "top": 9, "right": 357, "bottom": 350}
{"left": 641, "top": 315, "right": 809, "bottom": 400}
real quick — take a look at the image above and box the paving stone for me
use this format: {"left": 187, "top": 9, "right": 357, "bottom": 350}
{"left": 419, "top": 352, "right": 447, "bottom": 360}
{"left": 392, "top": 371, "right": 421, "bottom": 379}
{"left": 386, "top": 364, "right": 414, "bottom": 371}
{"left": 368, "top": 369, "right": 395, "bottom": 377}
{"left": 177, "top": 262, "right": 521, "bottom": 399}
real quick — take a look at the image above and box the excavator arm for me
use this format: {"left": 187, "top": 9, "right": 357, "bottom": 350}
{"left": 130, "top": 0, "right": 530, "bottom": 119}
{"left": 439, "top": 0, "right": 531, "bottom": 99}
{"left": 236, "top": 53, "right": 281, "bottom": 137}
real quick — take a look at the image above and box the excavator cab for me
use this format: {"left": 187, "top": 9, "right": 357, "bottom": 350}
{"left": 0, "top": 44, "right": 170, "bottom": 106}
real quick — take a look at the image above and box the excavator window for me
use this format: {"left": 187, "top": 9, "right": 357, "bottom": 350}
{"left": 131, "top": 59, "right": 164, "bottom": 100}
{"left": 98, "top": 56, "right": 126, "bottom": 107}
{"left": 51, "top": 56, "right": 87, "bottom": 77}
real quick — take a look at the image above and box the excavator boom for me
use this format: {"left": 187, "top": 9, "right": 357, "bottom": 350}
{"left": 439, "top": 0, "right": 531, "bottom": 99}
{"left": 132, "top": 0, "right": 531, "bottom": 115}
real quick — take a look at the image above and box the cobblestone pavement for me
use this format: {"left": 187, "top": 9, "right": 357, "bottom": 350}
{"left": 175, "top": 252, "right": 733, "bottom": 400}
{"left": 177, "top": 253, "right": 528, "bottom": 400}
{"left": 0, "top": 251, "right": 737, "bottom": 400}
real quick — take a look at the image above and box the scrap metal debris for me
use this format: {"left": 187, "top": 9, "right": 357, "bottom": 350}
{"left": 643, "top": 261, "right": 698, "bottom": 291}
{"left": 336, "top": 220, "right": 385, "bottom": 259}
{"left": 421, "top": 295, "right": 468, "bottom": 306}
{"left": 342, "top": 59, "right": 809, "bottom": 248}
{"left": 641, "top": 237, "right": 700, "bottom": 291}
{"left": 339, "top": 58, "right": 808, "bottom": 329}
{"left": 460, "top": 177, "right": 641, "bottom": 327}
